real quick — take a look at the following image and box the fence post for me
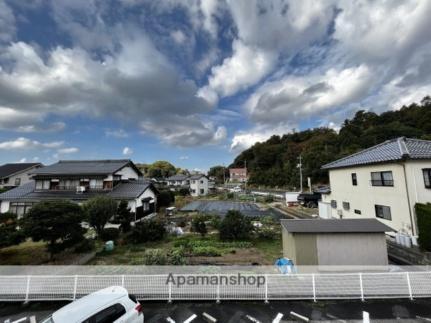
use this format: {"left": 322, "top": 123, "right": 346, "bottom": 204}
{"left": 312, "top": 274, "right": 316, "bottom": 302}
{"left": 216, "top": 274, "right": 220, "bottom": 303}
{"left": 406, "top": 272, "right": 413, "bottom": 300}
{"left": 73, "top": 275, "right": 78, "bottom": 300}
{"left": 25, "top": 275, "right": 31, "bottom": 303}
{"left": 359, "top": 273, "right": 364, "bottom": 302}
{"left": 168, "top": 281, "right": 172, "bottom": 303}
{"left": 264, "top": 274, "right": 268, "bottom": 303}
{"left": 121, "top": 275, "right": 125, "bottom": 288}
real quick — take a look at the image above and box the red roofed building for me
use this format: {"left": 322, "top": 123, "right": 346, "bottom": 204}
{"left": 229, "top": 168, "right": 248, "bottom": 183}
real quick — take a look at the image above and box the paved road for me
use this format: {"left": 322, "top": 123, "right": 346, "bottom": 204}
{"left": 2, "top": 299, "right": 431, "bottom": 322}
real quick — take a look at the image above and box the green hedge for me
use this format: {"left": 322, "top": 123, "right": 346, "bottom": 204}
{"left": 415, "top": 203, "right": 431, "bottom": 251}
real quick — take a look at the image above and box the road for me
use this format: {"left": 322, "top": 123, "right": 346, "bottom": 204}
{"left": 2, "top": 299, "right": 431, "bottom": 322}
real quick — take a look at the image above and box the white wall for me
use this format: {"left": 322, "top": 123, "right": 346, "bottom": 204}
{"left": 190, "top": 177, "right": 209, "bottom": 196}
{"left": 0, "top": 167, "right": 37, "bottom": 188}
{"left": 114, "top": 165, "right": 140, "bottom": 180}
{"left": 322, "top": 163, "right": 413, "bottom": 234}
{"left": 0, "top": 201, "right": 10, "bottom": 213}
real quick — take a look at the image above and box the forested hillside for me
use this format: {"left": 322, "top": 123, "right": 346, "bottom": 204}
{"left": 230, "top": 96, "right": 431, "bottom": 188}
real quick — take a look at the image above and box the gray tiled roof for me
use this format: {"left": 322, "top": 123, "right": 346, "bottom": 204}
{"left": 280, "top": 219, "right": 394, "bottom": 233}
{"left": 29, "top": 160, "right": 135, "bottom": 176}
{"left": 167, "top": 174, "right": 189, "bottom": 181}
{"left": 0, "top": 180, "right": 153, "bottom": 202}
{"left": 322, "top": 137, "right": 431, "bottom": 169}
{"left": 189, "top": 174, "right": 206, "bottom": 180}
{"left": 0, "top": 163, "right": 41, "bottom": 178}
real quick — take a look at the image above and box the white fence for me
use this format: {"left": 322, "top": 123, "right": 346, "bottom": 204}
{"left": 1, "top": 272, "right": 431, "bottom": 302}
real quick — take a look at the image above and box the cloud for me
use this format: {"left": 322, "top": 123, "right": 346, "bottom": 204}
{"left": 245, "top": 64, "right": 373, "bottom": 124}
{"left": 0, "top": 137, "right": 64, "bottom": 150}
{"left": 57, "top": 147, "right": 79, "bottom": 154}
{"left": 122, "top": 146, "right": 133, "bottom": 156}
{"left": 170, "top": 30, "right": 186, "bottom": 44}
{"left": 179, "top": 156, "right": 189, "bottom": 160}
{"left": 0, "top": 0, "right": 16, "bottom": 42}
{"left": 105, "top": 129, "right": 129, "bottom": 138}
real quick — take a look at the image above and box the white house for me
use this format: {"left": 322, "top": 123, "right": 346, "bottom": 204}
{"left": 0, "top": 159, "right": 158, "bottom": 220}
{"left": 166, "top": 174, "right": 190, "bottom": 187}
{"left": 189, "top": 174, "right": 209, "bottom": 197}
{"left": 0, "top": 163, "right": 42, "bottom": 189}
{"left": 320, "top": 137, "right": 431, "bottom": 236}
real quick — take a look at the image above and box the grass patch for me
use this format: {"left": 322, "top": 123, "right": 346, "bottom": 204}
{"left": 0, "top": 240, "right": 49, "bottom": 265}
{"left": 252, "top": 238, "right": 283, "bottom": 263}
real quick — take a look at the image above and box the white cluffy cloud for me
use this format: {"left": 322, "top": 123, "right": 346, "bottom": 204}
{"left": 122, "top": 147, "right": 133, "bottom": 156}
{"left": 105, "top": 129, "right": 129, "bottom": 138}
{"left": 0, "top": 137, "right": 64, "bottom": 150}
{"left": 57, "top": 147, "right": 79, "bottom": 154}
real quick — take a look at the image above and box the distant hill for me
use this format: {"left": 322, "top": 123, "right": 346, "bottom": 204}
{"left": 230, "top": 96, "right": 431, "bottom": 188}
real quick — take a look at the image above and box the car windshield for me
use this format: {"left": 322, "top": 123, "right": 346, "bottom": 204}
{"left": 40, "top": 315, "right": 54, "bottom": 323}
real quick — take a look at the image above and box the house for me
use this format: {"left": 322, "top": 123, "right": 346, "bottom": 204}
{"left": 166, "top": 174, "right": 190, "bottom": 187}
{"left": 281, "top": 219, "right": 393, "bottom": 266}
{"left": 229, "top": 168, "right": 247, "bottom": 182}
{"left": 320, "top": 137, "right": 431, "bottom": 236}
{"left": 0, "top": 160, "right": 158, "bottom": 220}
{"left": 189, "top": 174, "right": 209, "bottom": 197}
{"left": 0, "top": 163, "right": 42, "bottom": 189}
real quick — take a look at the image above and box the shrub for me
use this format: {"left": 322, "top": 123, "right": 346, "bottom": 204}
{"left": 100, "top": 228, "right": 120, "bottom": 241}
{"left": 129, "top": 220, "right": 166, "bottom": 243}
{"left": 178, "top": 188, "right": 190, "bottom": 196}
{"left": 116, "top": 200, "right": 132, "bottom": 233}
{"left": 256, "top": 227, "right": 278, "bottom": 240}
{"left": 23, "top": 200, "right": 85, "bottom": 259}
{"left": 210, "top": 216, "right": 221, "bottom": 230}
{"left": 264, "top": 195, "right": 274, "bottom": 203}
{"left": 191, "top": 215, "right": 207, "bottom": 236}
{"left": 143, "top": 249, "right": 167, "bottom": 265}
{"left": 219, "top": 210, "right": 253, "bottom": 241}
{"left": 0, "top": 212, "right": 25, "bottom": 248}
{"left": 416, "top": 203, "right": 431, "bottom": 251}
{"left": 74, "top": 239, "right": 95, "bottom": 253}
{"left": 158, "top": 190, "right": 175, "bottom": 207}
{"left": 226, "top": 192, "right": 234, "bottom": 199}
{"left": 83, "top": 196, "right": 118, "bottom": 237}
{"left": 168, "top": 247, "right": 187, "bottom": 265}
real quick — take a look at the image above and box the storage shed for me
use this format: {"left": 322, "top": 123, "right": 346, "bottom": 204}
{"left": 281, "top": 219, "right": 393, "bottom": 266}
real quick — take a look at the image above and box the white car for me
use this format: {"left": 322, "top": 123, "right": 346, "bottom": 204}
{"left": 229, "top": 186, "right": 242, "bottom": 193}
{"left": 41, "top": 286, "right": 144, "bottom": 323}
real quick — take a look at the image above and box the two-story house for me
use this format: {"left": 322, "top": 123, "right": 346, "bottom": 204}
{"left": 0, "top": 163, "right": 42, "bottom": 189}
{"left": 166, "top": 174, "right": 190, "bottom": 187}
{"left": 229, "top": 168, "right": 247, "bottom": 183}
{"left": 320, "top": 137, "right": 431, "bottom": 236}
{"left": 0, "top": 160, "right": 158, "bottom": 220}
{"left": 189, "top": 174, "right": 209, "bottom": 197}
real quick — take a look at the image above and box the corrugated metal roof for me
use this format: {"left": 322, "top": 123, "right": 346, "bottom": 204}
{"left": 280, "top": 219, "right": 394, "bottom": 233}
{"left": 0, "top": 163, "right": 41, "bottom": 178}
{"left": 29, "top": 160, "right": 134, "bottom": 176}
{"left": 322, "top": 137, "right": 431, "bottom": 169}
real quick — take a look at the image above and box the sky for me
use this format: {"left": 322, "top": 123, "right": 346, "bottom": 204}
{"left": 0, "top": 0, "right": 431, "bottom": 171}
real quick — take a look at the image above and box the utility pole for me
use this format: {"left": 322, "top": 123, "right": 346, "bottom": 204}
{"left": 298, "top": 155, "right": 303, "bottom": 192}
{"left": 244, "top": 160, "right": 247, "bottom": 191}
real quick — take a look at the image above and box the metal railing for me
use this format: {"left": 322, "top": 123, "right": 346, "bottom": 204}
{"left": 1, "top": 272, "right": 431, "bottom": 302}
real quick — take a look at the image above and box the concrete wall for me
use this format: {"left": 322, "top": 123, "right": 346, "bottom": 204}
{"left": 190, "top": 177, "right": 209, "bottom": 196}
{"left": 322, "top": 163, "right": 413, "bottom": 234}
{"left": 114, "top": 165, "right": 140, "bottom": 180}
{"left": 316, "top": 233, "right": 388, "bottom": 266}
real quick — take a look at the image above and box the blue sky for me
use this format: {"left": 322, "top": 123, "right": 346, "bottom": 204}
{"left": 0, "top": 0, "right": 431, "bottom": 171}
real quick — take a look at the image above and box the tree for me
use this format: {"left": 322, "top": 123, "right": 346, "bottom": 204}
{"left": 208, "top": 166, "right": 228, "bottom": 184}
{"left": 192, "top": 215, "right": 207, "bottom": 236}
{"left": 116, "top": 200, "right": 132, "bottom": 233}
{"left": 158, "top": 190, "right": 175, "bottom": 207}
{"left": 219, "top": 210, "right": 253, "bottom": 241}
{"left": 23, "top": 201, "right": 85, "bottom": 259}
{"left": 84, "top": 196, "right": 117, "bottom": 237}
{"left": 129, "top": 220, "right": 166, "bottom": 243}
{"left": 0, "top": 212, "right": 25, "bottom": 248}
{"left": 147, "top": 161, "right": 177, "bottom": 178}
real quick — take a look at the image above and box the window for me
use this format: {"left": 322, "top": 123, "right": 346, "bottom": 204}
{"left": 371, "top": 171, "right": 393, "bottom": 186}
{"left": 423, "top": 169, "right": 431, "bottom": 188}
{"left": 200, "top": 180, "right": 204, "bottom": 184}
{"left": 143, "top": 202, "right": 149, "bottom": 211}
{"left": 200, "top": 189, "right": 205, "bottom": 194}
{"left": 14, "top": 178, "right": 21, "bottom": 186}
{"left": 84, "top": 303, "right": 126, "bottom": 323}
{"left": 3, "top": 177, "right": 9, "bottom": 184}
{"left": 9, "top": 202, "right": 34, "bottom": 217}
{"left": 375, "top": 205, "right": 391, "bottom": 220}
{"left": 351, "top": 173, "right": 357, "bottom": 186}
{"left": 330, "top": 200, "right": 337, "bottom": 208}
{"left": 342, "top": 202, "right": 350, "bottom": 210}
{"left": 354, "top": 209, "right": 362, "bottom": 215}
